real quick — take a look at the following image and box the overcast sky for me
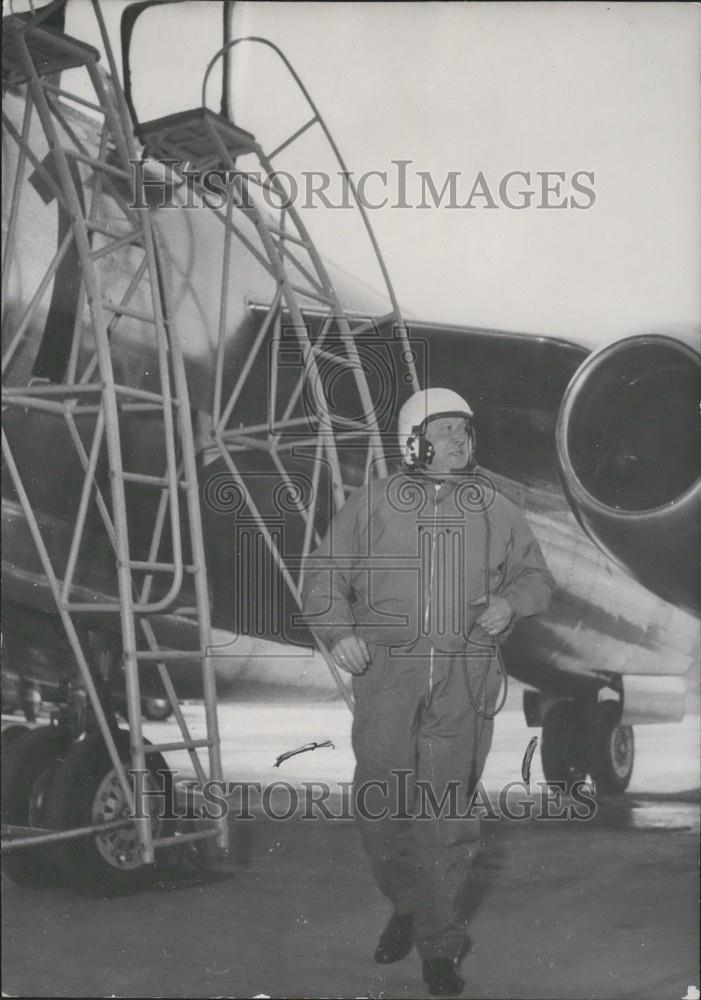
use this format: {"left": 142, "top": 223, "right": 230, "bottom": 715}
{"left": 61, "top": 0, "right": 700, "bottom": 348}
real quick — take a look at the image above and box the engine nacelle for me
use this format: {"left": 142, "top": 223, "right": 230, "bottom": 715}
{"left": 556, "top": 334, "right": 701, "bottom": 616}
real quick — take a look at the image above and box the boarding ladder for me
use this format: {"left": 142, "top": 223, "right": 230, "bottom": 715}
{"left": 130, "top": 35, "right": 420, "bottom": 707}
{"left": 2, "top": 2, "right": 227, "bottom": 864}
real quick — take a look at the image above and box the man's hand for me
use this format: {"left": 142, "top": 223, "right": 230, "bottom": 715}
{"left": 331, "top": 635, "right": 371, "bottom": 675}
{"left": 476, "top": 596, "right": 514, "bottom": 636}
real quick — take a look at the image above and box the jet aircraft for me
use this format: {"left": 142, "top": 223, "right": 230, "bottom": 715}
{"left": 1, "top": 0, "right": 699, "bottom": 894}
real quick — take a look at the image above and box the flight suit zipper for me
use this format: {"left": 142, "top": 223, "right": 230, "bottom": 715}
{"left": 423, "top": 487, "right": 441, "bottom": 787}
{"left": 424, "top": 487, "right": 439, "bottom": 703}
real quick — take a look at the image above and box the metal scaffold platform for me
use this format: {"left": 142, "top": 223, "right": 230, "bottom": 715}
{"left": 1, "top": 0, "right": 418, "bottom": 893}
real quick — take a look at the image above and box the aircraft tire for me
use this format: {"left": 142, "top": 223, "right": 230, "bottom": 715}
{"left": 44, "top": 729, "right": 172, "bottom": 896}
{"left": 541, "top": 699, "right": 589, "bottom": 791}
{"left": 588, "top": 701, "right": 634, "bottom": 795}
{"left": 1, "top": 725, "right": 72, "bottom": 887}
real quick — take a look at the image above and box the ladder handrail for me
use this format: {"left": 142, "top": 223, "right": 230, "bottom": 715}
{"left": 201, "top": 35, "right": 419, "bottom": 393}
{"left": 119, "top": 0, "right": 234, "bottom": 136}
{"left": 3, "top": 9, "right": 228, "bottom": 865}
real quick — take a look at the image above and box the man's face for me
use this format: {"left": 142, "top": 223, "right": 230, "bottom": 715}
{"left": 424, "top": 415, "right": 473, "bottom": 474}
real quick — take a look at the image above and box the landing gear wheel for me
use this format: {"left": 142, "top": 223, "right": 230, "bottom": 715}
{"left": 142, "top": 696, "right": 173, "bottom": 721}
{"left": 589, "top": 702, "right": 634, "bottom": 794}
{"left": 44, "top": 730, "right": 172, "bottom": 895}
{"left": 541, "top": 700, "right": 588, "bottom": 791}
{"left": 1, "top": 726, "right": 72, "bottom": 887}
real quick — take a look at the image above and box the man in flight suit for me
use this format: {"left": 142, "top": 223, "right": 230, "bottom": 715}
{"left": 302, "top": 388, "right": 555, "bottom": 996}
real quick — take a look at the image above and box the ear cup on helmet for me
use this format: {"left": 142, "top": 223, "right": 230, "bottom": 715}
{"left": 406, "top": 432, "right": 421, "bottom": 467}
{"left": 405, "top": 428, "right": 436, "bottom": 468}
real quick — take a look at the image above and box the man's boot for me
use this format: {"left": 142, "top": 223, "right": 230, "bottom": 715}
{"left": 373, "top": 912, "right": 415, "bottom": 963}
{"left": 422, "top": 958, "right": 465, "bottom": 996}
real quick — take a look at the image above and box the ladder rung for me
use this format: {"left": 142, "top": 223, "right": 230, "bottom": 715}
{"left": 120, "top": 403, "right": 172, "bottom": 414}
{"left": 289, "top": 282, "right": 334, "bottom": 306}
{"left": 64, "top": 601, "right": 121, "bottom": 612}
{"left": 128, "top": 560, "right": 199, "bottom": 573}
{"left": 144, "top": 739, "right": 212, "bottom": 754}
{"left": 114, "top": 385, "right": 180, "bottom": 407}
{"left": 64, "top": 149, "right": 132, "bottom": 182}
{"left": 135, "top": 650, "right": 202, "bottom": 661}
{"left": 101, "top": 300, "right": 157, "bottom": 324}
{"left": 122, "top": 472, "right": 190, "bottom": 489}
{"left": 153, "top": 828, "right": 220, "bottom": 849}
{"left": 41, "top": 82, "right": 105, "bottom": 115}
{"left": 123, "top": 472, "right": 167, "bottom": 486}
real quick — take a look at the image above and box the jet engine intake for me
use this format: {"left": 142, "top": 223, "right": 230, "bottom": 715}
{"left": 556, "top": 334, "right": 701, "bottom": 616}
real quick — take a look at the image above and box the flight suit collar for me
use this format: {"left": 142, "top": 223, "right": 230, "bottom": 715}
{"left": 399, "top": 466, "right": 483, "bottom": 502}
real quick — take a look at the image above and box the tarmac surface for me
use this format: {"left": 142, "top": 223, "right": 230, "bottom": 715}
{"left": 2, "top": 683, "right": 699, "bottom": 999}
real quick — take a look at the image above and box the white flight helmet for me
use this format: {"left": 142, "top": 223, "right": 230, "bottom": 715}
{"left": 397, "top": 388, "right": 475, "bottom": 468}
